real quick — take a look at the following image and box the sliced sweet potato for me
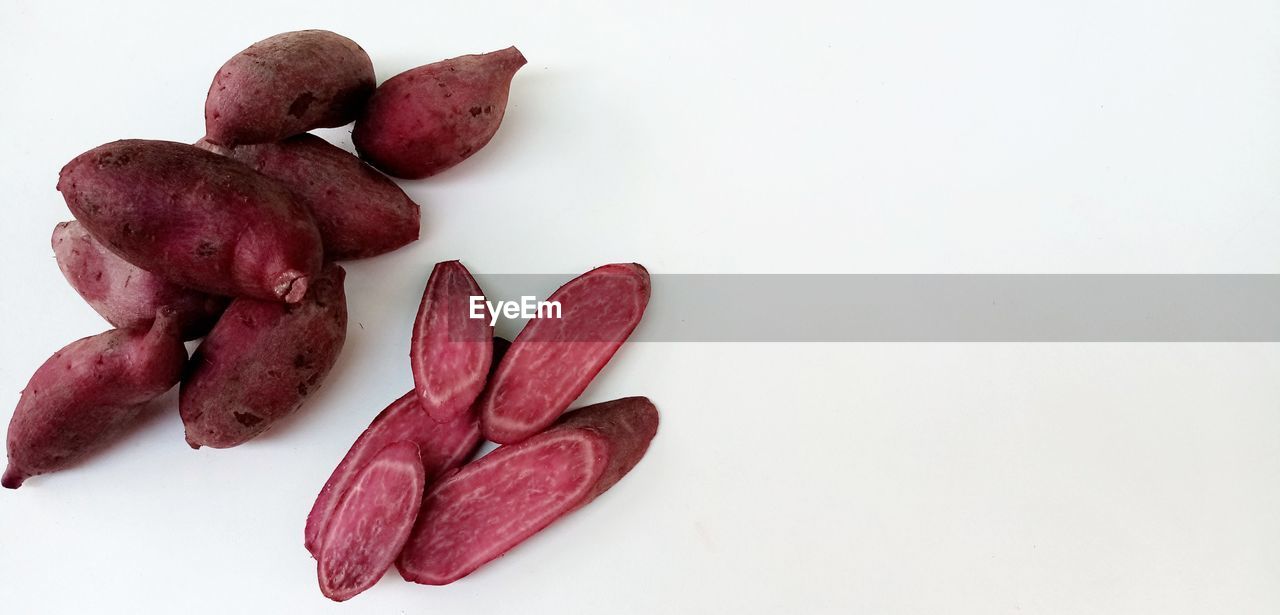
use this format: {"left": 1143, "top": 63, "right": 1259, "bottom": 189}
{"left": 397, "top": 396, "right": 658, "bottom": 585}
{"left": 411, "top": 260, "right": 492, "bottom": 423}
{"left": 304, "top": 337, "right": 509, "bottom": 556}
{"left": 317, "top": 441, "right": 424, "bottom": 602}
{"left": 479, "top": 263, "right": 650, "bottom": 444}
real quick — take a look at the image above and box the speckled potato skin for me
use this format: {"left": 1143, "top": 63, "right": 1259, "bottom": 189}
{"left": 180, "top": 264, "right": 348, "bottom": 449}
{"left": 205, "top": 30, "right": 375, "bottom": 146}
{"left": 195, "top": 135, "right": 420, "bottom": 260}
{"left": 52, "top": 220, "right": 228, "bottom": 340}
{"left": 3, "top": 313, "right": 189, "bottom": 488}
{"left": 353, "top": 47, "right": 526, "bottom": 179}
{"left": 57, "top": 140, "right": 323, "bottom": 304}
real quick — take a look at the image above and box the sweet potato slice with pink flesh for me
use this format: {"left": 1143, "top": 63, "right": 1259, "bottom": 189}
{"left": 304, "top": 392, "right": 477, "bottom": 556}
{"left": 412, "top": 261, "right": 492, "bottom": 423}
{"left": 479, "top": 263, "right": 651, "bottom": 444}
{"left": 317, "top": 441, "right": 424, "bottom": 602}
{"left": 397, "top": 396, "right": 658, "bottom": 585}
{"left": 304, "top": 337, "right": 510, "bottom": 556}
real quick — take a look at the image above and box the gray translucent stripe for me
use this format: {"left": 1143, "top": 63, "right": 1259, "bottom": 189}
{"left": 473, "top": 274, "right": 1280, "bottom": 342}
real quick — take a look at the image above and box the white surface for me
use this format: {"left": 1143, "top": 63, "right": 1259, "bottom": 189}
{"left": 2, "top": 1, "right": 1280, "bottom": 613}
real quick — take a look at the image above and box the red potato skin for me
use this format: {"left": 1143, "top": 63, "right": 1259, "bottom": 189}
{"left": 57, "top": 140, "right": 323, "bottom": 303}
{"left": 555, "top": 396, "right": 661, "bottom": 501}
{"left": 52, "top": 220, "right": 228, "bottom": 340}
{"left": 180, "top": 264, "right": 348, "bottom": 449}
{"left": 412, "top": 260, "right": 492, "bottom": 423}
{"left": 3, "top": 313, "right": 189, "bottom": 488}
{"left": 353, "top": 47, "right": 527, "bottom": 179}
{"left": 195, "top": 135, "right": 420, "bottom": 261}
{"left": 205, "top": 30, "right": 375, "bottom": 146}
{"left": 397, "top": 396, "right": 659, "bottom": 585}
{"left": 317, "top": 441, "right": 424, "bottom": 602}
{"left": 304, "top": 337, "right": 510, "bottom": 557}
{"left": 479, "top": 263, "right": 651, "bottom": 444}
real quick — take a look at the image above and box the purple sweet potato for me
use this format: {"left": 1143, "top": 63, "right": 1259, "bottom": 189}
{"left": 58, "top": 140, "right": 323, "bottom": 303}
{"left": 353, "top": 47, "right": 527, "bottom": 179}
{"left": 195, "top": 134, "right": 420, "bottom": 260}
{"left": 479, "top": 263, "right": 650, "bottom": 444}
{"left": 397, "top": 397, "right": 659, "bottom": 585}
{"left": 205, "top": 30, "right": 375, "bottom": 146}
{"left": 411, "top": 260, "right": 492, "bottom": 423}
{"left": 304, "top": 337, "right": 510, "bottom": 557}
{"left": 52, "top": 220, "right": 228, "bottom": 340}
{"left": 180, "top": 264, "right": 347, "bottom": 449}
{"left": 3, "top": 313, "right": 188, "bottom": 488}
{"left": 317, "top": 441, "right": 424, "bottom": 602}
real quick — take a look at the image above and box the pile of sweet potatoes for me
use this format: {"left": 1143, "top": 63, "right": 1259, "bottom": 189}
{"left": 5, "top": 29, "right": 658, "bottom": 603}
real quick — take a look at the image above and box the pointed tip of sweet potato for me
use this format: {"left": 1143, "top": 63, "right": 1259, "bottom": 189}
{"left": 2, "top": 465, "right": 27, "bottom": 489}
{"left": 495, "top": 46, "right": 528, "bottom": 71}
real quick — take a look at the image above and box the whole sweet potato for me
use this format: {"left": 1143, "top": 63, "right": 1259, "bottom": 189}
{"left": 205, "top": 30, "right": 375, "bottom": 146}
{"left": 3, "top": 313, "right": 188, "bottom": 488}
{"left": 58, "top": 139, "right": 323, "bottom": 303}
{"left": 195, "top": 135, "right": 420, "bottom": 260}
{"left": 353, "top": 47, "right": 526, "bottom": 179}
{"left": 53, "top": 220, "right": 228, "bottom": 340}
{"left": 180, "top": 263, "right": 348, "bottom": 448}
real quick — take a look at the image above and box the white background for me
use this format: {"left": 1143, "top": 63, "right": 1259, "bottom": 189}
{"left": 2, "top": 1, "right": 1279, "bottom": 613}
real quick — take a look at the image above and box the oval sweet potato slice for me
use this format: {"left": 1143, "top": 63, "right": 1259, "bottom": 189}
{"left": 317, "top": 441, "right": 424, "bottom": 602}
{"left": 412, "top": 260, "right": 492, "bottom": 423}
{"left": 479, "top": 263, "right": 650, "bottom": 444}
{"left": 397, "top": 396, "right": 658, "bottom": 585}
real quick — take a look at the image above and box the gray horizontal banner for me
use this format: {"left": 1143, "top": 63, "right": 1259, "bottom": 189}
{"left": 471, "top": 274, "right": 1280, "bottom": 342}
